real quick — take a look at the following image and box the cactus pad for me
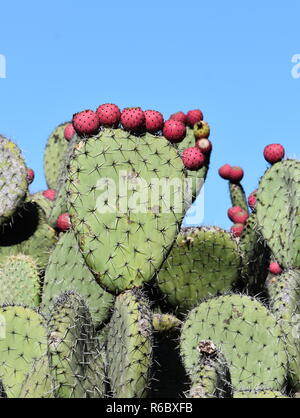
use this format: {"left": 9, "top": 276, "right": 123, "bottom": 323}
{"left": 42, "top": 230, "right": 114, "bottom": 327}
{"left": 0, "top": 136, "right": 28, "bottom": 225}
{"left": 106, "top": 290, "right": 153, "bottom": 398}
{"left": 156, "top": 227, "right": 241, "bottom": 312}
{"left": 44, "top": 122, "right": 69, "bottom": 189}
{"left": 256, "top": 160, "right": 300, "bottom": 268}
{"left": 19, "top": 355, "right": 54, "bottom": 398}
{"left": 0, "top": 305, "right": 47, "bottom": 398}
{"left": 229, "top": 183, "right": 249, "bottom": 213}
{"left": 47, "top": 291, "right": 105, "bottom": 398}
{"left": 0, "top": 255, "right": 40, "bottom": 307}
{"left": 66, "top": 128, "right": 187, "bottom": 293}
{"left": 238, "top": 213, "right": 270, "bottom": 291}
{"left": 180, "top": 294, "right": 288, "bottom": 392}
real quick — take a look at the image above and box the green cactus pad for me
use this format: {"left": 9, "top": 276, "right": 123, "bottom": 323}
{"left": 0, "top": 136, "right": 28, "bottom": 225}
{"left": 0, "top": 202, "right": 57, "bottom": 270}
{"left": 239, "top": 213, "right": 270, "bottom": 291}
{"left": 233, "top": 390, "right": 289, "bottom": 398}
{"left": 66, "top": 128, "right": 187, "bottom": 293}
{"left": 180, "top": 294, "right": 288, "bottom": 392}
{"left": 106, "top": 290, "right": 153, "bottom": 398}
{"left": 0, "top": 254, "right": 40, "bottom": 307}
{"left": 156, "top": 227, "right": 241, "bottom": 312}
{"left": 42, "top": 230, "right": 114, "bottom": 327}
{"left": 256, "top": 160, "right": 300, "bottom": 268}
{"left": 229, "top": 183, "right": 249, "bottom": 213}
{"left": 266, "top": 270, "right": 300, "bottom": 390}
{"left": 44, "top": 122, "right": 69, "bottom": 189}
{"left": 0, "top": 305, "right": 48, "bottom": 398}
{"left": 19, "top": 355, "right": 54, "bottom": 398}
{"left": 82, "top": 349, "right": 107, "bottom": 398}
{"left": 47, "top": 291, "right": 105, "bottom": 398}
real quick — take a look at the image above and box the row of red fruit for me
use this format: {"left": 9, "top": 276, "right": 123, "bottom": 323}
{"left": 63, "top": 104, "right": 212, "bottom": 172}
{"left": 64, "top": 104, "right": 204, "bottom": 143}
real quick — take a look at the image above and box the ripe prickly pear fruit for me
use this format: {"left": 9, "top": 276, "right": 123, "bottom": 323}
{"left": 170, "top": 111, "right": 186, "bottom": 125}
{"left": 231, "top": 223, "right": 244, "bottom": 237}
{"left": 218, "top": 164, "right": 231, "bottom": 180}
{"left": 56, "top": 213, "right": 71, "bottom": 231}
{"left": 120, "top": 107, "right": 145, "bottom": 133}
{"left": 72, "top": 110, "right": 100, "bottom": 137}
{"left": 163, "top": 120, "right": 186, "bottom": 143}
{"left": 64, "top": 123, "right": 76, "bottom": 141}
{"left": 269, "top": 262, "right": 283, "bottom": 275}
{"left": 263, "top": 144, "right": 285, "bottom": 164}
{"left": 182, "top": 147, "right": 205, "bottom": 170}
{"left": 144, "top": 110, "right": 164, "bottom": 133}
{"left": 228, "top": 166, "right": 244, "bottom": 183}
{"left": 96, "top": 103, "right": 121, "bottom": 128}
{"left": 42, "top": 189, "right": 56, "bottom": 201}
{"left": 228, "top": 206, "right": 249, "bottom": 224}
{"left": 186, "top": 109, "right": 203, "bottom": 127}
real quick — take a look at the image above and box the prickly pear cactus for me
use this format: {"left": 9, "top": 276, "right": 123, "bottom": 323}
{"left": 256, "top": 160, "right": 300, "bottom": 268}
{"left": 0, "top": 136, "right": 28, "bottom": 225}
{"left": 0, "top": 254, "right": 40, "bottom": 307}
{"left": 180, "top": 294, "right": 288, "bottom": 392}
{"left": 1, "top": 105, "right": 299, "bottom": 399}
{"left": 42, "top": 230, "right": 114, "bottom": 327}
{"left": 66, "top": 128, "right": 188, "bottom": 293}
{"left": 0, "top": 305, "right": 48, "bottom": 398}
{"left": 156, "top": 227, "right": 241, "bottom": 312}
{"left": 47, "top": 291, "right": 105, "bottom": 398}
{"left": 106, "top": 290, "right": 153, "bottom": 398}
{"left": 44, "top": 122, "right": 69, "bottom": 189}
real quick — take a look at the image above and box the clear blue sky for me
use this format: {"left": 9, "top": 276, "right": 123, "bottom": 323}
{"left": 0, "top": 0, "right": 299, "bottom": 229}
